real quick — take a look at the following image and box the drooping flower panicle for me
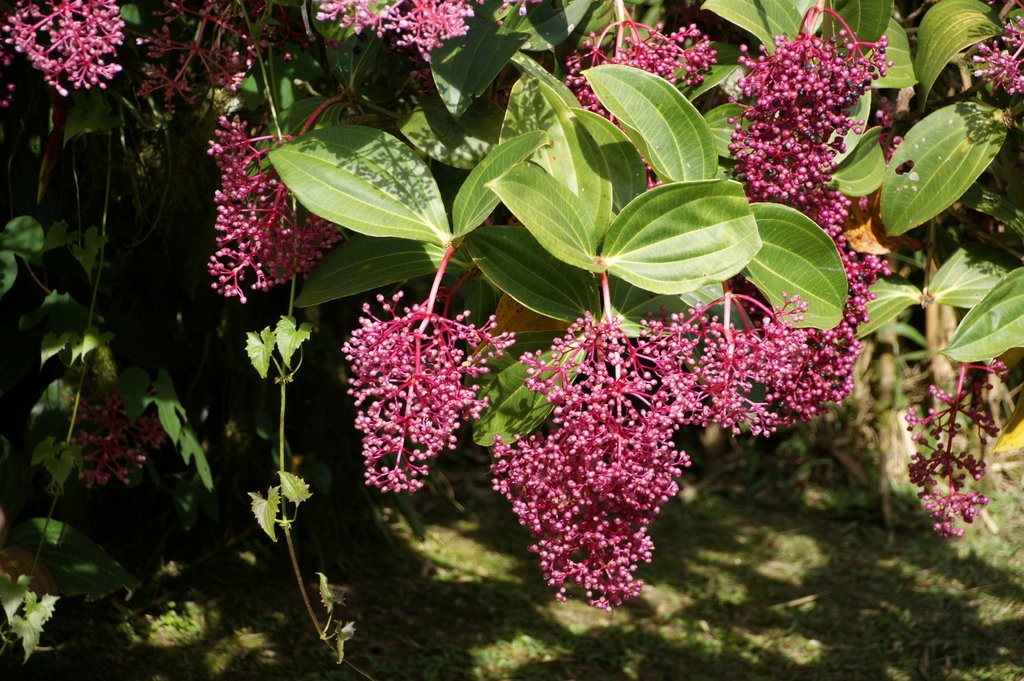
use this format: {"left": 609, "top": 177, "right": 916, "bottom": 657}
{"left": 74, "top": 394, "right": 167, "bottom": 487}
{"left": 3, "top": 0, "right": 125, "bottom": 96}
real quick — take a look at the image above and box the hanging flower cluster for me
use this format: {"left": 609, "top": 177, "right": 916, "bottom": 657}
{"left": 905, "top": 363, "right": 1004, "bottom": 538}
{"left": 74, "top": 395, "right": 167, "bottom": 487}
{"left": 207, "top": 116, "right": 341, "bottom": 303}
{"left": 973, "top": 15, "right": 1024, "bottom": 95}
{"left": 2, "top": 0, "right": 125, "bottom": 96}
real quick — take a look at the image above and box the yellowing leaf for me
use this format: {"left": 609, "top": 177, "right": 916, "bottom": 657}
{"left": 993, "top": 390, "right": 1024, "bottom": 453}
{"left": 493, "top": 294, "right": 569, "bottom": 335}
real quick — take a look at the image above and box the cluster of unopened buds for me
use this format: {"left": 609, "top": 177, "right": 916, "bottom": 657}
{"left": 905, "top": 363, "right": 1005, "bottom": 538}
{"left": 74, "top": 394, "right": 167, "bottom": 487}
{"left": 973, "top": 14, "right": 1024, "bottom": 95}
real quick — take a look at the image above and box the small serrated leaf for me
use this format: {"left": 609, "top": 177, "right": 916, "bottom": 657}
{"left": 249, "top": 487, "right": 280, "bottom": 542}
{"left": 335, "top": 621, "right": 357, "bottom": 664}
{"left": 317, "top": 571, "right": 336, "bottom": 615}
{"left": 279, "top": 470, "right": 312, "bottom": 505}
{"left": 0, "top": 573, "right": 30, "bottom": 620}
{"left": 274, "top": 316, "right": 312, "bottom": 370}
{"left": 245, "top": 327, "right": 276, "bottom": 379}
{"left": 10, "top": 591, "right": 58, "bottom": 662}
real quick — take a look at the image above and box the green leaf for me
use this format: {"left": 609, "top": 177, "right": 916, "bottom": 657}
{"left": 31, "top": 437, "right": 81, "bottom": 493}
{"left": 857, "top": 274, "right": 922, "bottom": 338}
{"left": 245, "top": 327, "right": 276, "bottom": 379}
{"left": 7, "top": 518, "right": 140, "bottom": 597}
{"left": 467, "top": 226, "right": 600, "bottom": 321}
{"left": 249, "top": 487, "right": 280, "bottom": 542}
{"left": 1, "top": 216, "right": 45, "bottom": 265}
{"left": 743, "top": 203, "right": 848, "bottom": 329}
{"left": 0, "top": 251, "right": 16, "bottom": 299}
{"left": 961, "top": 183, "right": 1024, "bottom": 239}
{"left": 269, "top": 126, "right": 451, "bottom": 245}
{"left": 703, "top": 103, "right": 743, "bottom": 159}
{"left": 473, "top": 332, "right": 565, "bottom": 445}
{"left": 832, "top": 127, "right": 885, "bottom": 197}
{"left": 834, "top": 0, "right": 893, "bottom": 43}
{"left": 0, "top": 573, "right": 29, "bottom": 621}
{"left": 573, "top": 109, "right": 647, "bottom": 214}
{"left": 335, "top": 621, "right": 357, "bottom": 664}
{"left": 874, "top": 19, "right": 917, "bottom": 88}
{"left": 152, "top": 369, "right": 183, "bottom": 442}
{"left": 64, "top": 90, "right": 120, "bottom": 144}
{"left": 118, "top": 367, "right": 152, "bottom": 422}
{"left": 703, "top": 0, "right": 802, "bottom": 52}
{"left": 881, "top": 102, "right": 1006, "bottom": 235}
{"left": 507, "top": 52, "right": 579, "bottom": 108}
{"left": 601, "top": 180, "right": 761, "bottom": 294}
{"left": 71, "top": 226, "right": 105, "bottom": 281}
{"left": 944, "top": 268, "right": 1024, "bottom": 361}
{"left": 178, "top": 425, "right": 213, "bottom": 491}
{"left": 831, "top": 91, "right": 873, "bottom": 166}
{"left": 486, "top": 163, "right": 599, "bottom": 271}
{"left": 452, "top": 131, "right": 550, "bottom": 237}
{"left": 929, "top": 244, "right": 1019, "bottom": 308}
{"left": 295, "top": 235, "right": 447, "bottom": 306}
{"left": 516, "top": 0, "right": 596, "bottom": 51}
{"left": 583, "top": 65, "right": 717, "bottom": 182}
{"left": 279, "top": 471, "right": 313, "bottom": 505}
{"left": 10, "top": 591, "right": 58, "bottom": 662}
{"left": 274, "top": 316, "right": 312, "bottom": 370}
{"left": 430, "top": 0, "right": 527, "bottom": 118}
{"left": 914, "top": 0, "right": 1001, "bottom": 103}
{"left": 398, "top": 93, "right": 503, "bottom": 169}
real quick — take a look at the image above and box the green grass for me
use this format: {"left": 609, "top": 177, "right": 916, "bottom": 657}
{"left": 6, "top": 466, "right": 1024, "bottom": 681}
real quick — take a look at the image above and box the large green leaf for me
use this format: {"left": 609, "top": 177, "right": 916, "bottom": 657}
{"left": 467, "top": 226, "right": 599, "bottom": 321}
{"left": 961, "top": 183, "right": 1024, "bottom": 239}
{"left": 601, "top": 180, "right": 760, "bottom": 294}
{"left": 703, "top": 0, "right": 802, "bottom": 52}
{"left": 295, "top": 235, "right": 446, "bottom": 306}
{"left": 487, "top": 162, "right": 599, "bottom": 271}
{"left": 743, "top": 203, "right": 847, "bottom": 329}
{"left": 583, "top": 65, "right": 717, "bottom": 182}
{"left": 515, "top": 0, "right": 597, "bottom": 51}
{"left": 874, "top": 19, "right": 916, "bottom": 88}
{"left": 832, "top": 127, "right": 885, "bottom": 197}
{"left": 398, "top": 94, "right": 503, "bottom": 169}
{"left": 930, "top": 244, "right": 1019, "bottom": 309}
{"left": 834, "top": 0, "right": 893, "bottom": 44}
{"left": 270, "top": 126, "right": 451, "bottom": 245}
{"left": 573, "top": 109, "right": 647, "bottom": 216}
{"left": 856, "top": 274, "right": 922, "bottom": 338}
{"left": 452, "top": 131, "right": 549, "bottom": 237}
{"left": 430, "top": 0, "right": 528, "bottom": 118}
{"left": 473, "top": 332, "right": 564, "bottom": 446}
{"left": 881, "top": 102, "right": 1006, "bottom": 235}
{"left": 7, "top": 519, "right": 140, "bottom": 598}
{"left": 914, "top": 0, "right": 1001, "bottom": 103}
{"left": 704, "top": 104, "right": 743, "bottom": 159}
{"left": 944, "top": 268, "right": 1024, "bottom": 361}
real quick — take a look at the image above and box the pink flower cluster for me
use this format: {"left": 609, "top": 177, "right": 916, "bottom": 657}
{"left": 343, "top": 290, "right": 514, "bottom": 493}
{"left": 729, "top": 30, "right": 888, "bottom": 232}
{"left": 207, "top": 116, "right": 341, "bottom": 303}
{"left": 136, "top": 0, "right": 255, "bottom": 112}
{"left": 74, "top": 394, "right": 167, "bottom": 487}
{"left": 565, "top": 21, "right": 715, "bottom": 115}
{"left": 492, "top": 314, "right": 686, "bottom": 610}
{"left": 973, "top": 16, "right": 1024, "bottom": 95}
{"left": 905, "top": 363, "right": 1003, "bottom": 538}
{"left": 316, "top": 0, "right": 542, "bottom": 61}
{"left": 2, "top": 0, "right": 124, "bottom": 96}
{"left": 0, "top": 50, "right": 13, "bottom": 108}
{"left": 491, "top": 290, "right": 815, "bottom": 609}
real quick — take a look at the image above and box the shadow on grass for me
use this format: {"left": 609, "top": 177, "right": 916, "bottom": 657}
{"left": 6, "top": 465, "right": 1024, "bottom": 681}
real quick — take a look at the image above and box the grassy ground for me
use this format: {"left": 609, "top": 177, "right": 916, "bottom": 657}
{"left": 6, "top": 459, "right": 1024, "bottom": 681}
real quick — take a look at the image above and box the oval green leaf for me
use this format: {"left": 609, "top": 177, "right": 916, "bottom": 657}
{"left": 930, "top": 244, "right": 1020, "bottom": 309}
{"left": 452, "top": 131, "right": 549, "bottom": 237}
{"left": 294, "top": 235, "right": 446, "bottom": 306}
{"left": 602, "top": 180, "right": 761, "bottom": 294}
{"left": 832, "top": 127, "right": 885, "bottom": 197}
{"left": 961, "top": 183, "right": 1024, "bottom": 239}
{"left": 914, "top": 0, "right": 1001, "bottom": 103}
{"left": 583, "top": 64, "right": 717, "bottom": 182}
{"left": 856, "top": 274, "right": 922, "bottom": 338}
{"left": 743, "top": 203, "right": 848, "bottom": 329}
{"left": 573, "top": 108, "right": 647, "bottom": 216}
{"left": 398, "top": 94, "right": 502, "bottom": 170}
{"left": 269, "top": 126, "right": 451, "bottom": 245}
{"left": 703, "top": 0, "right": 802, "bottom": 52}
{"left": 945, "top": 268, "right": 1024, "bottom": 362}
{"left": 467, "top": 226, "right": 600, "bottom": 321}
{"left": 881, "top": 102, "right": 1006, "bottom": 235}
{"left": 487, "top": 163, "right": 599, "bottom": 271}
{"left": 874, "top": 19, "right": 917, "bottom": 88}
{"left": 515, "top": 0, "right": 596, "bottom": 51}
